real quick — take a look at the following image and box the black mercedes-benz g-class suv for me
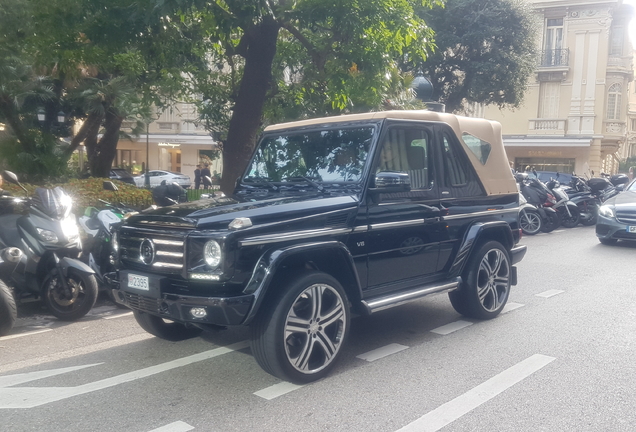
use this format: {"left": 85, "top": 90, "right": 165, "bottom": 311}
{"left": 109, "top": 110, "right": 527, "bottom": 384}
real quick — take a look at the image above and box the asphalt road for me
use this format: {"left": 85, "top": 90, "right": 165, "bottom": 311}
{"left": 1, "top": 225, "right": 635, "bottom": 432}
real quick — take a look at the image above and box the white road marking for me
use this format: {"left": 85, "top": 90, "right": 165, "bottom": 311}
{"left": 0, "top": 328, "right": 53, "bottom": 341}
{"left": 356, "top": 343, "right": 409, "bottom": 362}
{"left": 430, "top": 320, "right": 473, "bottom": 336}
{"left": 148, "top": 421, "right": 194, "bottom": 432}
{"left": 501, "top": 302, "right": 524, "bottom": 314}
{"left": 254, "top": 382, "right": 304, "bottom": 400}
{"left": 535, "top": 289, "right": 565, "bottom": 298}
{"left": 0, "top": 340, "right": 249, "bottom": 409}
{"left": 103, "top": 311, "right": 133, "bottom": 319}
{"left": 552, "top": 230, "right": 565, "bottom": 233}
{"left": 1, "top": 333, "right": 154, "bottom": 374}
{"left": 0, "top": 364, "right": 101, "bottom": 388}
{"left": 396, "top": 354, "right": 556, "bottom": 432}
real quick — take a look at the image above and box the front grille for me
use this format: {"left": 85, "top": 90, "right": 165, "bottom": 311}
{"left": 616, "top": 211, "right": 636, "bottom": 225}
{"left": 124, "top": 292, "right": 160, "bottom": 313}
{"left": 120, "top": 230, "right": 185, "bottom": 274}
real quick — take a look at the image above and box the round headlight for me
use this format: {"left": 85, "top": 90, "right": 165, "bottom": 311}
{"left": 204, "top": 240, "right": 222, "bottom": 268}
{"left": 112, "top": 231, "right": 119, "bottom": 252}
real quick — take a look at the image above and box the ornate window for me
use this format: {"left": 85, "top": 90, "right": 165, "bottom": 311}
{"left": 607, "top": 83, "right": 622, "bottom": 120}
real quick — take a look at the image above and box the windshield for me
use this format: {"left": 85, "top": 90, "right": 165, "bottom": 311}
{"left": 244, "top": 126, "right": 375, "bottom": 184}
{"left": 628, "top": 180, "right": 636, "bottom": 192}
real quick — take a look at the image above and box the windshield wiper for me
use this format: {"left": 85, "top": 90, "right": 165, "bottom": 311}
{"left": 282, "top": 176, "right": 326, "bottom": 193}
{"left": 241, "top": 177, "right": 278, "bottom": 190}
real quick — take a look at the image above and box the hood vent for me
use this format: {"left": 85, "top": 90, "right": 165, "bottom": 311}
{"left": 326, "top": 212, "right": 350, "bottom": 227}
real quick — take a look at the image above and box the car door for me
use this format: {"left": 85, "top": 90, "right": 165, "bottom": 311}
{"left": 365, "top": 122, "right": 446, "bottom": 292}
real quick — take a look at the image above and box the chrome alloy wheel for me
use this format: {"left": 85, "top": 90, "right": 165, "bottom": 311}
{"left": 283, "top": 283, "right": 346, "bottom": 374}
{"left": 520, "top": 211, "right": 541, "bottom": 235}
{"left": 477, "top": 249, "right": 510, "bottom": 312}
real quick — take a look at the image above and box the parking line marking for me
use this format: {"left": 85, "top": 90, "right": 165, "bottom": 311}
{"left": 535, "top": 290, "right": 564, "bottom": 298}
{"left": 0, "top": 328, "right": 53, "bottom": 341}
{"left": 396, "top": 354, "right": 556, "bottom": 432}
{"left": 103, "top": 311, "right": 133, "bottom": 320}
{"left": 254, "top": 382, "right": 304, "bottom": 400}
{"left": 501, "top": 302, "right": 524, "bottom": 314}
{"left": 356, "top": 343, "right": 409, "bottom": 362}
{"left": 148, "top": 421, "right": 194, "bottom": 432}
{"left": 430, "top": 320, "right": 473, "bottom": 336}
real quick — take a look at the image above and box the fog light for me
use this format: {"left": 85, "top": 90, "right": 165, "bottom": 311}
{"left": 190, "top": 307, "right": 207, "bottom": 318}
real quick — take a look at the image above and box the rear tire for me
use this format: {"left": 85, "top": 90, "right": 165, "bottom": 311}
{"left": 43, "top": 269, "right": 98, "bottom": 321}
{"left": 560, "top": 206, "right": 580, "bottom": 228}
{"left": 133, "top": 311, "right": 203, "bottom": 341}
{"left": 0, "top": 281, "right": 17, "bottom": 336}
{"left": 450, "top": 241, "right": 511, "bottom": 320}
{"left": 540, "top": 211, "right": 561, "bottom": 233}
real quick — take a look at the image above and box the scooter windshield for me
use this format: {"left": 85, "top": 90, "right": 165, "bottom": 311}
{"left": 33, "top": 187, "right": 73, "bottom": 219}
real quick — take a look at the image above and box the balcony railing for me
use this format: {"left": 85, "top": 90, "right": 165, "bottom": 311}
{"left": 539, "top": 49, "right": 569, "bottom": 67}
{"left": 528, "top": 119, "right": 566, "bottom": 135}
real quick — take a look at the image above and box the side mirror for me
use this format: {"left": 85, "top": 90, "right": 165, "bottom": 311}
{"left": 103, "top": 181, "right": 119, "bottom": 192}
{"left": 370, "top": 171, "right": 411, "bottom": 193}
{"left": 2, "top": 170, "right": 19, "bottom": 185}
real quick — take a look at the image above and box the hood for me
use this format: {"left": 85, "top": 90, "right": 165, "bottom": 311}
{"left": 607, "top": 190, "right": 636, "bottom": 211}
{"left": 125, "top": 193, "right": 360, "bottom": 231}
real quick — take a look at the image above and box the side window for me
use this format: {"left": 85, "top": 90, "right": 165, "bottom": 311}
{"left": 462, "top": 133, "right": 492, "bottom": 165}
{"left": 376, "top": 127, "right": 433, "bottom": 190}
{"left": 442, "top": 136, "right": 468, "bottom": 186}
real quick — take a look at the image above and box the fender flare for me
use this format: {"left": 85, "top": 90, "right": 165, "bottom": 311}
{"left": 447, "top": 221, "right": 514, "bottom": 278}
{"left": 241, "top": 240, "right": 363, "bottom": 325}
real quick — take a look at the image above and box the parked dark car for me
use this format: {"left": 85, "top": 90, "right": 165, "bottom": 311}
{"left": 109, "top": 169, "right": 136, "bottom": 185}
{"left": 596, "top": 179, "right": 636, "bottom": 245}
{"left": 107, "top": 110, "right": 527, "bottom": 384}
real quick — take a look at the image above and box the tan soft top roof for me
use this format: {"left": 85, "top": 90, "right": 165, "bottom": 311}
{"left": 264, "top": 110, "right": 517, "bottom": 196}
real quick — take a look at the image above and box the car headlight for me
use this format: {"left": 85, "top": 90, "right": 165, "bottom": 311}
{"left": 112, "top": 231, "right": 119, "bottom": 252}
{"left": 37, "top": 228, "right": 59, "bottom": 243}
{"left": 203, "top": 240, "right": 222, "bottom": 269}
{"left": 599, "top": 205, "right": 615, "bottom": 219}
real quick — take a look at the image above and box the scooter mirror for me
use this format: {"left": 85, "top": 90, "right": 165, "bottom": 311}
{"left": 2, "top": 170, "right": 19, "bottom": 184}
{"left": 103, "top": 181, "right": 119, "bottom": 192}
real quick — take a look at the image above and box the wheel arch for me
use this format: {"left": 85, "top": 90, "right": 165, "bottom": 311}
{"left": 447, "top": 221, "right": 514, "bottom": 278}
{"left": 242, "top": 241, "right": 363, "bottom": 325}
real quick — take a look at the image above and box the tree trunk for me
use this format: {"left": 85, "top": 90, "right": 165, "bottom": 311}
{"left": 220, "top": 16, "right": 280, "bottom": 194}
{"left": 87, "top": 110, "right": 123, "bottom": 178}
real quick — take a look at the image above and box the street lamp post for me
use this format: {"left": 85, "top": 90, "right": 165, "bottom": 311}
{"left": 145, "top": 121, "right": 150, "bottom": 187}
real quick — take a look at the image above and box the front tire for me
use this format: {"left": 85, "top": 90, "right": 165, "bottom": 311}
{"left": 449, "top": 241, "right": 511, "bottom": 320}
{"left": 133, "top": 311, "right": 202, "bottom": 341}
{"left": 0, "top": 281, "right": 17, "bottom": 336}
{"left": 540, "top": 210, "right": 561, "bottom": 233}
{"left": 519, "top": 209, "right": 542, "bottom": 235}
{"left": 560, "top": 206, "right": 580, "bottom": 228}
{"left": 43, "top": 269, "right": 98, "bottom": 321}
{"left": 250, "top": 271, "right": 350, "bottom": 384}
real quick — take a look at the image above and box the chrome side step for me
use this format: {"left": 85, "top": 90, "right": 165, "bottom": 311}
{"left": 361, "top": 277, "right": 461, "bottom": 314}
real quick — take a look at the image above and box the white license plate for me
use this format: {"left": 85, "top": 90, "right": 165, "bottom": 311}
{"left": 128, "top": 274, "right": 149, "bottom": 290}
{"left": 628, "top": 226, "right": 636, "bottom": 233}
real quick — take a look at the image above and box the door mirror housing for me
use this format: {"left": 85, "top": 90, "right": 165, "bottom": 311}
{"left": 369, "top": 171, "right": 411, "bottom": 194}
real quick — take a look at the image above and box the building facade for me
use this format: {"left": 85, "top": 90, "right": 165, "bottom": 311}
{"left": 113, "top": 103, "right": 222, "bottom": 183}
{"left": 483, "top": 0, "right": 634, "bottom": 176}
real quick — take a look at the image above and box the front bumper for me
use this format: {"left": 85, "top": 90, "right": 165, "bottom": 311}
{"left": 105, "top": 271, "right": 254, "bottom": 326}
{"left": 596, "top": 216, "right": 636, "bottom": 242}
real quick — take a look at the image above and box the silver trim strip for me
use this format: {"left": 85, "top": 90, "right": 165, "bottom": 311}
{"left": 156, "top": 251, "right": 184, "bottom": 258}
{"left": 153, "top": 239, "right": 184, "bottom": 246}
{"left": 353, "top": 226, "right": 368, "bottom": 233}
{"left": 370, "top": 219, "right": 425, "bottom": 230}
{"left": 363, "top": 280, "right": 460, "bottom": 313}
{"left": 152, "top": 262, "right": 183, "bottom": 269}
{"left": 443, "top": 208, "right": 519, "bottom": 220}
{"left": 240, "top": 227, "right": 351, "bottom": 247}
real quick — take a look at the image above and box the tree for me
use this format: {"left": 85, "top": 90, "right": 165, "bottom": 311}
{"left": 412, "top": 0, "right": 538, "bottom": 113}
{"left": 173, "top": 0, "right": 439, "bottom": 193}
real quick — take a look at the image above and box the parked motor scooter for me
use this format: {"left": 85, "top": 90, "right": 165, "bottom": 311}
{"left": 78, "top": 182, "right": 135, "bottom": 304}
{"left": 562, "top": 174, "right": 600, "bottom": 226}
{"left": 517, "top": 173, "right": 561, "bottom": 232}
{"left": 544, "top": 177, "right": 580, "bottom": 228}
{"left": 0, "top": 248, "right": 19, "bottom": 336}
{"left": 0, "top": 171, "right": 98, "bottom": 321}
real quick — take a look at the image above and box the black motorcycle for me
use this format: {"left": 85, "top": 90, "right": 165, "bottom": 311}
{"left": 562, "top": 175, "right": 600, "bottom": 226}
{"left": 0, "top": 171, "right": 98, "bottom": 321}
{"left": 544, "top": 178, "right": 580, "bottom": 228}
